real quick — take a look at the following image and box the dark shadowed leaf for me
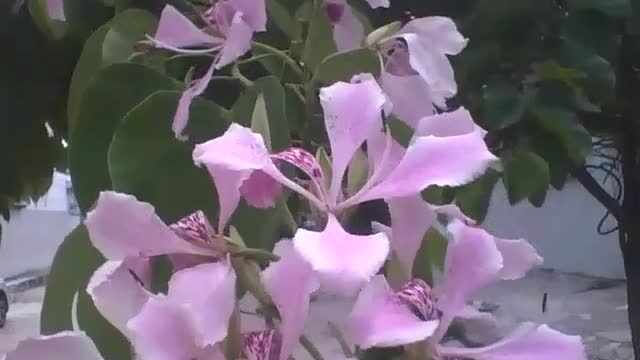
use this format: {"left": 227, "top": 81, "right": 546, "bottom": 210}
{"left": 503, "top": 151, "right": 550, "bottom": 207}
{"left": 454, "top": 169, "right": 500, "bottom": 223}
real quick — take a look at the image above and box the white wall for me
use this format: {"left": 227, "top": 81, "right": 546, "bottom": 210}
{"left": 0, "top": 172, "right": 80, "bottom": 277}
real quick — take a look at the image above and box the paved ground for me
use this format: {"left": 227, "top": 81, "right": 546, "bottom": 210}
{"left": 0, "top": 269, "right": 634, "bottom": 359}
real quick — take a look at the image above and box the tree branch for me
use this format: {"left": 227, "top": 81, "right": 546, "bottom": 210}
{"left": 572, "top": 165, "right": 622, "bottom": 222}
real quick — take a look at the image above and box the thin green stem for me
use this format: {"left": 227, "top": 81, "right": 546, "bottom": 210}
{"left": 285, "top": 83, "right": 305, "bottom": 104}
{"left": 232, "top": 64, "right": 254, "bottom": 87}
{"left": 237, "top": 53, "right": 276, "bottom": 65}
{"left": 300, "top": 335, "right": 326, "bottom": 360}
{"left": 252, "top": 42, "right": 304, "bottom": 79}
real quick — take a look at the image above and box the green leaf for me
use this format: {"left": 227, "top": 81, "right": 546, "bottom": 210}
{"left": 531, "top": 134, "right": 571, "bottom": 190}
{"left": 347, "top": 149, "right": 368, "bottom": 196}
{"left": 28, "top": 0, "right": 68, "bottom": 39}
{"left": 559, "top": 41, "right": 616, "bottom": 103}
{"left": 567, "top": 0, "right": 631, "bottom": 17}
{"left": 316, "top": 147, "right": 333, "bottom": 189}
{"left": 482, "top": 79, "right": 533, "bottom": 130}
{"left": 108, "top": 90, "right": 227, "bottom": 222}
{"left": 267, "top": 0, "right": 299, "bottom": 39}
{"left": 232, "top": 76, "right": 291, "bottom": 151}
{"left": 251, "top": 94, "right": 272, "bottom": 151}
{"left": 69, "top": 63, "right": 179, "bottom": 213}
{"left": 528, "top": 60, "right": 587, "bottom": 87}
{"left": 503, "top": 151, "right": 550, "bottom": 207}
{"left": 41, "top": 225, "right": 131, "bottom": 360}
{"left": 386, "top": 116, "right": 413, "bottom": 147}
{"left": 454, "top": 169, "right": 500, "bottom": 223}
{"left": 102, "top": 9, "right": 157, "bottom": 64}
{"left": 532, "top": 107, "right": 592, "bottom": 164}
{"left": 301, "top": 2, "right": 337, "bottom": 70}
{"left": 315, "top": 48, "right": 380, "bottom": 84}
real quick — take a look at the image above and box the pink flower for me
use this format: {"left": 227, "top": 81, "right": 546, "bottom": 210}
{"left": 193, "top": 76, "right": 496, "bottom": 293}
{"left": 3, "top": 332, "right": 103, "bottom": 360}
{"left": 149, "top": 2, "right": 266, "bottom": 140}
{"left": 45, "top": 0, "right": 65, "bottom": 21}
{"left": 324, "top": 0, "right": 388, "bottom": 52}
{"left": 344, "top": 222, "right": 579, "bottom": 360}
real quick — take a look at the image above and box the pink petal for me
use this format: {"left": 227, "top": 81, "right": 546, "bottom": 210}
{"left": 45, "top": 0, "right": 65, "bottom": 21}
{"left": 319, "top": 78, "right": 386, "bottom": 203}
{"left": 262, "top": 240, "right": 318, "bottom": 360}
{"left": 167, "top": 260, "right": 236, "bottom": 346}
{"left": 439, "top": 323, "right": 587, "bottom": 360}
{"left": 329, "top": 2, "right": 365, "bottom": 52}
{"left": 169, "top": 210, "right": 217, "bottom": 244}
{"left": 365, "top": 130, "right": 405, "bottom": 181}
{"left": 437, "top": 221, "right": 503, "bottom": 319}
{"left": 4, "top": 332, "right": 102, "bottom": 360}
{"left": 87, "top": 260, "right": 151, "bottom": 337}
{"left": 495, "top": 238, "right": 543, "bottom": 280}
{"left": 385, "top": 196, "right": 436, "bottom": 280}
{"left": 400, "top": 33, "right": 458, "bottom": 99}
{"left": 293, "top": 214, "right": 389, "bottom": 295}
{"left": 272, "top": 147, "right": 327, "bottom": 201}
{"left": 414, "top": 106, "right": 486, "bottom": 138}
{"left": 345, "top": 275, "right": 438, "bottom": 348}
{"left": 127, "top": 296, "right": 209, "bottom": 360}
{"left": 242, "top": 330, "right": 283, "bottom": 360}
{"left": 240, "top": 170, "right": 283, "bottom": 208}
{"left": 216, "top": 12, "right": 254, "bottom": 69}
{"left": 364, "top": 0, "right": 389, "bottom": 8}
{"left": 194, "top": 124, "right": 324, "bottom": 219}
{"left": 173, "top": 61, "right": 216, "bottom": 141}
{"left": 85, "top": 191, "right": 212, "bottom": 260}
{"left": 399, "top": 17, "right": 468, "bottom": 55}
{"left": 380, "top": 71, "right": 435, "bottom": 128}
{"left": 357, "top": 109, "right": 497, "bottom": 201}
{"left": 229, "top": 0, "right": 267, "bottom": 31}
{"left": 152, "top": 5, "right": 220, "bottom": 50}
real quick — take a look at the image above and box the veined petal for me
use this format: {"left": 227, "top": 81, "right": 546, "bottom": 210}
{"left": 495, "top": 238, "right": 543, "bottom": 280}
{"left": 357, "top": 110, "right": 497, "bottom": 201}
{"left": 437, "top": 221, "right": 503, "bottom": 320}
{"left": 345, "top": 275, "right": 438, "bottom": 348}
{"left": 242, "top": 330, "right": 283, "bottom": 360}
{"left": 87, "top": 260, "right": 151, "bottom": 338}
{"left": 262, "top": 241, "right": 318, "bottom": 360}
{"left": 127, "top": 296, "right": 206, "bottom": 360}
{"left": 216, "top": 12, "right": 254, "bottom": 69}
{"left": 400, "top": 33, "right": 457, "bottom": 98}
{"left": 168, "top": 259, "right": 236, "bottom": 347}
{"left": 153, "top": 5, "right": 221, "bottom": 49}
{"left": 229, "top": 0, "right": 267, "bottom": 31}
{"left": 329, "top": 2, "right": 365, "bottom": 52}
{"left": 385, "top": 196, "right": 437, "bottom": 280}
{"left": 293, "top": 214, "right": 389, "bottom": 295}
{"left": 194, "top": 124, "right": 324, "bottom": 217}
{"left": 320, "top": 78, "right": 386, "bottom": 203}
{"left": 173, "top": 61, "right": 216, "bottom": 141}
{"left": 438, "top": 323, "right": 587, "bottom": 360}
{"left": 240, "top": 170, "right": 283, "bottom": 209}
{"left": 380, "top": 71, "right": 435, "bottom": 128}
{"left": 272, "top": 147, "right": 327, "bottom": 202}
{"left": 85, "top": 191, "right": 212, "bottom": 260}
{"left": 399, "top": 17, "right": 468, "bottom": 55}
{"left": 45, "top": 0, "right": 65, "bottom": 21}
{"left": 4, "top": 332, "right": 102, "bottom": 360}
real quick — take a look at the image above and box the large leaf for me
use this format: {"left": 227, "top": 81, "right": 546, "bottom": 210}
{"left": 481, "top": 79, "right": 533, "bottom": 130}
{"left": 314, "top": 48, "right": 380, "bottom": 84}
{"left": 41, "top": 225, "right": 130, "bottom": 360}
{"left": 559, "top": 41, "right": 616, "bottom": 103}
{"left": 108, "top": 90, "right": 226, "bottom": 222}
{"left": 454, "top": 169, "right": 500, "bottom": 223}
{"left": 301, "top": 1, "right": 337, "bottom": 70}
{"left": 502, "top": 151, "right": 550, "bottom": 207}
{"left": 266, "top": 0, "right": 299, "bottom": 39}
{"left": 532, "top": 107, "right": 592, "bottom": 164}
{"left": 566, "top": 0, "right": 631, "bottom": 17}
{"left": 69, "top": 63, "right": 179, "bottom": 213}
{"left": 102, "top": 9, "right": 157, "bottom": 64}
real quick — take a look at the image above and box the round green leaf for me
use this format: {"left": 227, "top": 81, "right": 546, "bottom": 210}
{"left": 481, "top": 79, "right": 533, "bottom": 130}
{"left": 102, "top": 9, "right": 157, "bottom": 64}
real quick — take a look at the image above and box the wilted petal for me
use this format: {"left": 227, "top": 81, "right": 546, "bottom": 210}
{"left": 168, "top": 260, "right": 236, "bottom": 346}
{"left": 152, "top": 5, "right": 221, "bottom": 50}
{"left": 240, "top": 170, "right": 283, "bottom": 209}
{"left": 87, "top": 260, "right": 151, "bottom": 337}
{"left": 128, "top": 296, "right": 206, "bottom": 360}
{"left": 437, "top": 221, "right": 503, "bottom": 319}
{"left": 174, "top": 62, "right": 216, "bottom": 141}
{"left": 85, "top": 191, "right": 211, "bottom": 260}
{"left": 345, "top": 275, "right": 438, "bottom": 348}
{"left": 319, "top": 79, "right": 386, "bottom": 203}
{"left": 399, "top": 17, "right": 468, "bottom": 55}
{"left": 262, "top": 241, "right": 317, "bottom": 359}
{"left": 385, "top": 196, "right": 436, "bottom": 279}
{"left": 400, "top": 33, "right": 457, "bottom": 99}
{"left": 438, "top": 323, "right": 587, "bottom": 360}
{"left": 217, "top": 12, "right": 254, "bottom": 68}
{"left": 46, "top": 0, "right": 65, "bottom": 21}
{"left": 495, "top": 238, "right": 543, "bottom": 280}
{"left": 357, "top": 110, "right": 497, "bottom": 201}
{"left": 4, "top": 332, "right": 102, "bottom": 360}
{"left": 328, "top": 2, "right": 364, "bottom": 52}
{"left": 293, "top": 214, "right": 389, "bottom": 295}
{"left": 229, "top": 0, "right": 267, "bottom": 31}
{"left": 380, "top": 71, "right": 435, "bottom": 128}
